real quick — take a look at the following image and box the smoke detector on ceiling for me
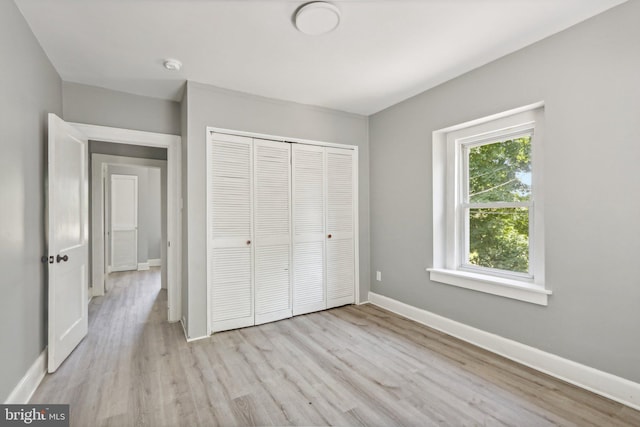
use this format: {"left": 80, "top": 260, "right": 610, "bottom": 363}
{"left": 163, "top": 58, "right": 182, "bottom": 71}
{"left": 295, "top": 2, "right": 341, "bottom": 36}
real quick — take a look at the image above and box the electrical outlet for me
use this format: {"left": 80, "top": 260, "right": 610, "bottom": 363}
{"left": 376, "top": 271, "right": 382, "bottom": 281}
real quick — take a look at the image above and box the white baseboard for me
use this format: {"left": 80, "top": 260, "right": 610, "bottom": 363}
{"left": 4, "top": 349, "right": 47, "bottom": 404}
{"left": 368, "top": 292, "right": 640, "bottom": 411}
{"left": 148, "top": 258, "right": 161, "bottom": 267}
{"left": 137, "top": 262, "right": 150, "bottom": 271}
{"left": 186, "top": 334, "right": 209, "bottom": 342}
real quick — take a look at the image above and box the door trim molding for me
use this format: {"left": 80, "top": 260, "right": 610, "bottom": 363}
{"left": 73, "top": 123, "right": 182, "bottom": 323}
{"left": 207, "top": 126, "right": 358, "bottom": 151}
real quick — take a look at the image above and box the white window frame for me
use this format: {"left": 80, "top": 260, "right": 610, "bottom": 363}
{"left": 428, "top": 103, "right": 550, "bottom": 305}
{"left": 458, "top": 125, "right": 535, "bottom": 279}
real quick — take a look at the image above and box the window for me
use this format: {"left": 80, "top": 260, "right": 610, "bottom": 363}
{"left": 460, "top": 130, "right": 533, "bottom": 277}
{"left": 429, "top": 104, "right": 550, "bottom": 305}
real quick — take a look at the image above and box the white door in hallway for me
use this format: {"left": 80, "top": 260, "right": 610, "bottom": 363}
{"left": 110, "top": 174, "right": 138, "bottom": 272}
{"left": 47, "top": 113, "right": 89, "bottom": 373}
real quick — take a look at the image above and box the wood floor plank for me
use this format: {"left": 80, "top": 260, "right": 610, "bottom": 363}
{"left": 339, "top": 304, "right": 625, "bottom": 426}
{"left": 30, "top": 269, "right": 640, "bottom": 426}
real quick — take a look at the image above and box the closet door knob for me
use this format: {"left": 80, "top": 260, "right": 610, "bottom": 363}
{"left": 246, "top": 240, "right": 251, "bottom": 245}
{"left": 56, "top": 254, "right": 69, "bottom": 263}
{"left": 327, "top": 234, "right": 332, "bottom": 239}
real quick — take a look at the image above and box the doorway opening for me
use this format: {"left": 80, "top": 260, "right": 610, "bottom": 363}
{"left": 103, "top": 161, "right": 166, "bottom": 291}
{"left": 72, "top": 122, "right": 182, "bottom": 323}
{"left": 47, "top": 116, "right": 182, "bottom": 372}
{"left": 91, "top": 148, "right": 168, "bottom": 297}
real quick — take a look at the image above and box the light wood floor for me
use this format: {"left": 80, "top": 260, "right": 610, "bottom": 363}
{"left": 32, "top": 269, "right": 640, "bottom": 426}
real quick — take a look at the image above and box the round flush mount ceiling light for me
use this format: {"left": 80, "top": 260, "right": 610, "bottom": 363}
{"left": 295, "top": 2, "right": 341, "bottom": 36}
{"left": 163, "top": 58, "right": 182, "bottom": 71}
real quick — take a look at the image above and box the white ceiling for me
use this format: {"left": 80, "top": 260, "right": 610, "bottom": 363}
{"left": 15, "top": 0, "right": 626, "bottom": 115}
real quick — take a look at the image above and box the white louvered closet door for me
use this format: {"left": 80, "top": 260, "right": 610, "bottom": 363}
{"left": 209, "top": 133, "right": 254, "bottom": 333}
{"left": 253, "top": 139, "right": 292, "bottom": 325}
{"left": 326, "top": 148, "right": 356, "bottom": 308}
{"left": 292, "top": 144, "right": 326, "bottom": 315}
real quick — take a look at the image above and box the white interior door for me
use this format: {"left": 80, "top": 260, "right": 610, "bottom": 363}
{"left": 292, "top": 144, "right": 326, "bottom": 315}
{"left": 209, "top": 133, "right": 254, "bottom": 332}
{"left": 47, "top": 113, "right": 89, "bottom": 373}
{"left": 326, "top": 148, "right": 356, "bottom": 308}
{"left": 110, "top": 174, "right": 138, "bottom": 272}
{"left": 253, "top": 139, "right": 292, "bottom": 325}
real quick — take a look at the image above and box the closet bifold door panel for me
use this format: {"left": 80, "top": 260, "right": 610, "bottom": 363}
{"left": 292, "top": 144, "right": 326, "bottom": 316}
{"left": 208, "top": 133, "right": 254, "bottom": 333}
{"left": 253, "top": 139, "right": 292, "bottom": 325}
{"left": 326, "top": 148, "right": 356, "bottom": 308}
{"left": 208, "top": 127, "right": 358, "bottom": 333}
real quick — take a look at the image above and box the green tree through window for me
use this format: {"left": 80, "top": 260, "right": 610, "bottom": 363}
{"left": 465, "top": 136, "right": 531, "bottom": 273}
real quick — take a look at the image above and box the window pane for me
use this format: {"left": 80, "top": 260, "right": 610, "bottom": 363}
{"left": 468, "top": 136, "right": 531, "bottom": 203}
{"left": 468, "top": 207, "right": 529, "bottom": 273}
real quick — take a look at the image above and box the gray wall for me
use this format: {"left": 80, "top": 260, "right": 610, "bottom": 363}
{"left": 106, "top": 165, "right": 162, "bottom": 267}
{"left": 183, "top": 81, "right": 370, "bottom": 339}
{"left": 0, "top": 0, "right": 62, "bottom": 401}
{"left": 63, "top": 82, "right": 181, "bottom": 136}
{"left": 369, "top": 1, "right": 640, "bottom": 382}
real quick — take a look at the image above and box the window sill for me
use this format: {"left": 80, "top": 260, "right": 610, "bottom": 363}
{"left": 426, "top": 268, "right": 551, "bottom": 306}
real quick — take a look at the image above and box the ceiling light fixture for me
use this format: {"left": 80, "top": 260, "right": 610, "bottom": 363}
{"left": 163, "top": 58, "right": 182, "bottom": 71}
{"left": 295, "top": 2, "right": 341, "bottom": 36}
